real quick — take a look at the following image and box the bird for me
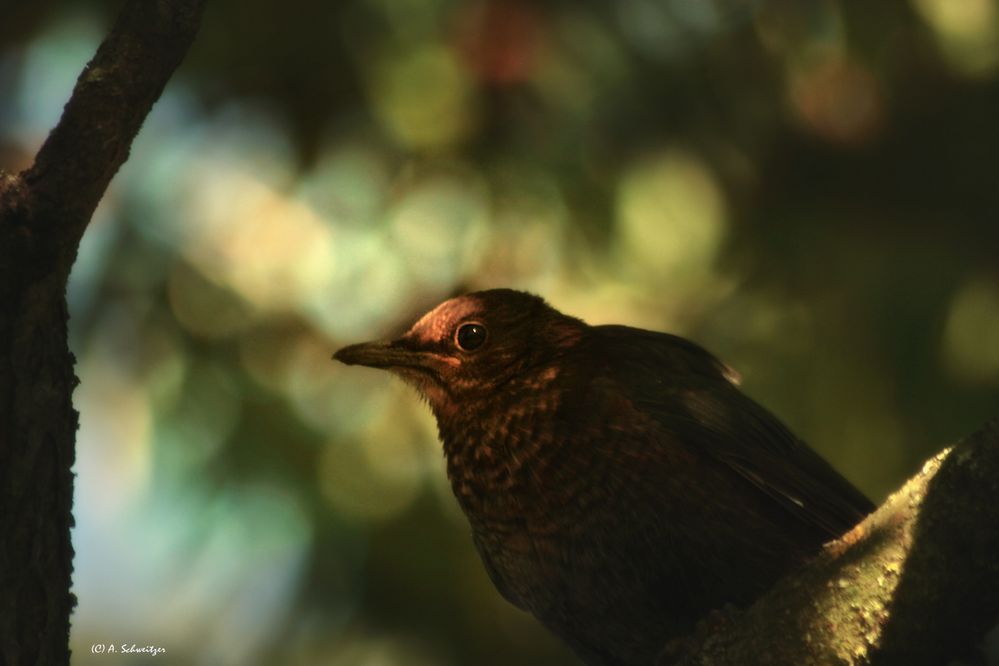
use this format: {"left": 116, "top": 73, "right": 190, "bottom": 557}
{"left": 333, "top": 289, "right": 874, "bottom": 666}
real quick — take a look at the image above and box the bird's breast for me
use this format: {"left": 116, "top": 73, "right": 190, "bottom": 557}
{"left": 440, "top": 385, "right": 607, "bottom": 530}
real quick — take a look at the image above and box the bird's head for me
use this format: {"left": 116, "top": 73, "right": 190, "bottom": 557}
{"left": 333, "top": 289, "right": 584, "bottom": 418}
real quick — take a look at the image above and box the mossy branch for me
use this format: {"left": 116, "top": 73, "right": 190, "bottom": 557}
{"left": 675, "top": 419, "right": 999, "bottom": 666}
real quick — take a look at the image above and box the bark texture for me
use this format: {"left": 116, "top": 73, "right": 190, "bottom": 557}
{"left": 675, "top": 419, "right": 999, "bottom": 666}
{"left": 0, "top": 1, "right": 205, "bottom": 663}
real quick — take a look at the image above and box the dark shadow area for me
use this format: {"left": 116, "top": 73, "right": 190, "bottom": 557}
{"left": 873, "top": 420, "right": 999, "bottom": 664}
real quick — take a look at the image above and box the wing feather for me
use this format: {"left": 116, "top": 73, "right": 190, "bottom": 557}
{"left": 593, "top": 325, "right": 873, "bottom": 538}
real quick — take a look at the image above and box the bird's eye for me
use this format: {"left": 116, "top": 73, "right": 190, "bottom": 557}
{"left": 455, "top": 322, "right": 487, "bottom": 352}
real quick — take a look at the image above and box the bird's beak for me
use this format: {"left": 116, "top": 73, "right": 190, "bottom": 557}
{"left": 332, "top": 339, "right": 430, "bottom": 370}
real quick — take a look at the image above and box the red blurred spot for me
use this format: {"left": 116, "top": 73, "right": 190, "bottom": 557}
{"left": 454, "top": 1, "right": 544, "bottom": 85}
{"left": 790, "top": 54, "right": 884, "bottom": 145}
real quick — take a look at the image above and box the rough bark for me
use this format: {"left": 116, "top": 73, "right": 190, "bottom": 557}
{"left": 675, "top": 419, "right": 999, "bottom": 666}
{"left": 0, "top": 1, "right": 205, "bottom": 663}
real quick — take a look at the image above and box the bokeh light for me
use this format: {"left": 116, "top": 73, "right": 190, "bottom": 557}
{"left": 616, "top": 150, "right": 727, "bottom": 287}
{"left": 7, "top": 12, "right": 102, "bottom": 144}
{"left": 788, "top": 49, "right": 883, "bottom": 144}
{"left": 370, "top": 44, "right": 479, "bottom": 151}
{"left": 2, "top": 0, "right": 998, "bottom": 664}
{"left": 912, "top": 0, "right": 999, "bottom": 76}
{"left": 942, "top": 276, "right": 999, "bottom": 383}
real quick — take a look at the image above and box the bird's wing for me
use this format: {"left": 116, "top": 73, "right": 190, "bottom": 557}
{"left": 471, "top": 532, "right": 529, "bottom": 610}
{"left": 591, "top": 325, "right": 874, "bottom": 539}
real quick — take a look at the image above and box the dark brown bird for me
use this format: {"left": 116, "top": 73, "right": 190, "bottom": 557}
{"left": 333, "top": 289, "right": 873, "bottom": 666}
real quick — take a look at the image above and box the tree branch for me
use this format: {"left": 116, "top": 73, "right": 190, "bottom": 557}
{"left": 0, "top": 1, "right": 205, "bottom": 663}
{"left": 676, "top": 419, "right": 999, "bottom": 666}
{"left": 2, "top": 0, "right": 206, "bottom": 262}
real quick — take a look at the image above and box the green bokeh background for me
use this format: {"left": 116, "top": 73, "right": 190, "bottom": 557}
{"left": 3, "top": 0, "right": 999, "bottom": 664}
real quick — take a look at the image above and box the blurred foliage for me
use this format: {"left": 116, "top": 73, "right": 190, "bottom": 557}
{"left": 3, "top": 0, "right": 999, "bottom": 664}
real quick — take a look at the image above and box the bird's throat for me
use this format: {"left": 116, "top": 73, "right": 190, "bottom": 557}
{"left": 436, "top": 384, "right": 571, "bottom": 530}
